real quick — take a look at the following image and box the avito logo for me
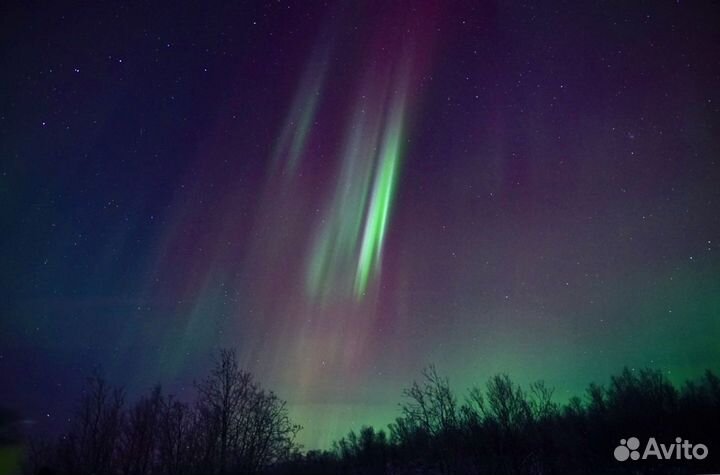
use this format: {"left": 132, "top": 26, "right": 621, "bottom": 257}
{"left": 614, "top": 437, "right": 708, "bottom": 461}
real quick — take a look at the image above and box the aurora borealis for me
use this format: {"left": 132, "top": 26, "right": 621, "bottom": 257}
{"left": 2, "top": 0, "right": 720, "bottom": 450}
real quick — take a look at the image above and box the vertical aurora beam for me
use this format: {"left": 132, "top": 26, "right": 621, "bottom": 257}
{"left": 272, "top": 52, "right": 328, "bottom": 174}
{"left": 306, "top": 111, "right": 379, "bottom": 300}
{"left": 304, "top": 65, "right": 411, "bottom": 303}
{"left": 354, "top": 89, "right": 406, "bottom": 297}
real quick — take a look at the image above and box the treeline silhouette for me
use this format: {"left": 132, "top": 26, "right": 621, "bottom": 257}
{"left": 25, "top": 350, "right": 299, "bottom": 475}
{"left": 274, "top": 366, "right": 719, "bottom": 475}
{"left": 23, "top": 351, "right": 719, "bottom": 475}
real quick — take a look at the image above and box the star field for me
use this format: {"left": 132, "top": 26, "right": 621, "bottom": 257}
{"left": 1, "top": 1, "right": 719, "bottom": 449}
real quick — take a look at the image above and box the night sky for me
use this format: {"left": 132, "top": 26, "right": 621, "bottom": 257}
{"left": 2, "top": 1, "right": 719, "bottom": 449}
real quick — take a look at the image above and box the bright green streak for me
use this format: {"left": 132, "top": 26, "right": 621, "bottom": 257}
{"left": 304, "top": 72, "right": 409, "bottom": 303}
{"left": 306, "top": 115, "right": 376, "bottom": 300}
{"left": 354, "top": 101, "right": 404, "bottom": 298}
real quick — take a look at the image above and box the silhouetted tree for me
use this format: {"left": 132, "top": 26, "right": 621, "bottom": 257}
{"left": 399, "top": 365, "right": 458, "bottom": 437}
{"left": 155, "top": 396, "right": 195, "bottom": 475}
{"left": 333, "top": 426, "right": 389, "bottom": 474}
{"left": 56, "top": 370, "right": 124, "bottom": 475}
{"left": 195, "top": 349, "right": 299, "bottom": 474}
{"left": 118, "top": 385, "right": 162, "bottom": 475}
